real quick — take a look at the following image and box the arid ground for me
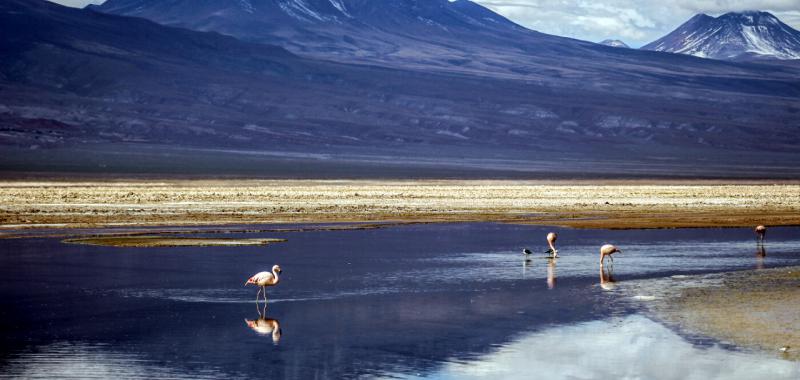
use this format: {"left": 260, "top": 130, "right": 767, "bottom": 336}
{"left": 636, "top": 266, "right": 800, "bottom": 361}
{"left": 1, "top": 180, "right": 799, "bottom": 233}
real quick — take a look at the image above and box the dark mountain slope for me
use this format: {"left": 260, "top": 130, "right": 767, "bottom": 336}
{"left": 1, "top": 0, "right": 800, "bottom": 177}
{"left": 92, "top": 0, "right": 796, "bottom": 82}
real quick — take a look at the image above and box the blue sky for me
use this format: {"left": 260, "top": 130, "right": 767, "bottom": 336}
{"left": 49, "top": 0, "right": 800, "bottom": 47}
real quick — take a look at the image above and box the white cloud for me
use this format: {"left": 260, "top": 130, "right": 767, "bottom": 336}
{"left": 475, "top": 0, "right": 800, "bottom": 47}
{"left": 673, "top": 0, "right": 800, "bottom": 13}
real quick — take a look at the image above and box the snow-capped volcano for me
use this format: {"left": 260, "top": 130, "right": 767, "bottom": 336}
{"left": 642, "top": 11, "right": 800, "bottom": 60}
{"left": 599, "top": 39, "right": 629, "bottom": 48}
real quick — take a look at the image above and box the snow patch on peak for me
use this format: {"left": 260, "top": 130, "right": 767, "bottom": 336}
{"left": 278, "top": 0, "right": 325, "bottom": 22}
{"left": 599, "top": 39, "right": 629, "bottom": 48}
{"left": 328, "top": 0, "right": 351, "bottom": 17}
{"left": 239, "top": 0, "right": 255, "bottom": 14}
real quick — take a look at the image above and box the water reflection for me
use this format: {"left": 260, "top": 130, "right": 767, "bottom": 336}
{"left": 600, "top": 265, "right": 618, "bottom": 291}
{"left": 546, "top": 258, "right": 557, "bottom": 289}
{"left": 756, "top": 245, "right": 767, "bottom": 270}
{"left": 521, "top": 258, "right": 532, "bottom": 278}
{"left": 3, "top": 224, "right": 800, "bottom": 379}
{"left": 392, "top": 316, "right": 800, "bottom": 380}
{"left": 244, "top": 304, "right": 282, "bottom": 344}
{"left": 2, "top": 342, "right": 233, "bottom": 379}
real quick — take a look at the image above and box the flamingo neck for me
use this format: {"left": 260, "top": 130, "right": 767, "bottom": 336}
{"left": 272, "top": 269, "right": 280, "bottom": 284}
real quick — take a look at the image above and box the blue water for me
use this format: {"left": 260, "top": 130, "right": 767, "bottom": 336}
{"left": 1, "top": 223, "right": 798, "bottom": 379}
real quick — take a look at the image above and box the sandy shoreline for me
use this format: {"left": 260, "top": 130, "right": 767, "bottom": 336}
{"left": 1, "top": 180, "right": 799, "bottom": 232}
{"left": 632, "top": 267, "right": 800, "bottom": 361}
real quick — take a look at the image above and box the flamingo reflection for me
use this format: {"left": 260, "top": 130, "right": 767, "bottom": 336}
{"left": 599, "top": 264, "right": 617, "bottom": 291}
{"left": 546, "top": 258, "right": 557, "bottom": 289}
{"left": 245, "top": 304, "right": 282, "bottom": 344}
{"left": 755, "top": 245, "right": 767, "bottom": 270}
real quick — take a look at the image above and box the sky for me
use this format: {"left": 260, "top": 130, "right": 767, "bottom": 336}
{"left": 50, "top": 0, "right": 800, "bottom": 47}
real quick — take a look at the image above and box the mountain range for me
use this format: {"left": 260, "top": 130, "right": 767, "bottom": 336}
{"left": 1, "top": 0, "right": 799, "bottom": 178}
{"left": 642, "top": 11, "right": 800, "bottom": 60}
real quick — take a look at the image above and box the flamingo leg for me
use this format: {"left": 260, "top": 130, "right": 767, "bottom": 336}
{"left": 256, "top": 286, "right": 262, "bottom": 304}
{"left": 263, "top": 286, "right": 268, "bottom": 304}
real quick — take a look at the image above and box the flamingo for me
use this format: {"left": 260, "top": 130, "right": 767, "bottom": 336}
{"left": 245, "top": 264, "right": 282, "bottom": 304}
{"left": 755, "top": 225, "right": 767, "bottom": 244}
{"left": 600, "top": 244, "right": 621, "bottom": 265}
{"left": 546, "top": 232, "right": 558, "bottom": 257}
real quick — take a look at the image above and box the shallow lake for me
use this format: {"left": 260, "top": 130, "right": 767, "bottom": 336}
{"left": 1, "top": 223, "right": 799, "bottom": 379}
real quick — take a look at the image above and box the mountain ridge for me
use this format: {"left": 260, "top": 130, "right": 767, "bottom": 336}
{"left": 642, "top": 11, "right": 800, "bottom": 60}
{"left": 2, "top": 0, "right": 800, "bottom": 177}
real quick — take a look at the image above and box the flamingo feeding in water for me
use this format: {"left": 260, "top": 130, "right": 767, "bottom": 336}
{"left": 600, "top": 244, "right": 621, "bottom": 265}
{"left": 245, "top": 264, "right": 282, "bottom": 304}
{"left": 546, "top": 232, "right": 558, "bottom": 257}
{"left": 755, "top": 225, "right": 767, "bottom": 243}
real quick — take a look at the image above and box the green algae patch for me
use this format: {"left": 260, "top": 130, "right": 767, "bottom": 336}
{"left": 63, "top": 236, "right": 287, "bottom": 248}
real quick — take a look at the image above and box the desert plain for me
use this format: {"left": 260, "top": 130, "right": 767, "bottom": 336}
{"left": 1, "top": 179, "right": 799, "bottom": 232}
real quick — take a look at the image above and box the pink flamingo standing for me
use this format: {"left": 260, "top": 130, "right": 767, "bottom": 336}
{"left": 755, "top": 225, "right": 767, "bottom": 244}
{"left": 245, "top": 264, "right": 282, "bottom": 304}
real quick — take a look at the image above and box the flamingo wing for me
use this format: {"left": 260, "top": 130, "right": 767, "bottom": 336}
{"left": 247, "top": 271, "right": 274, "bottom": 285}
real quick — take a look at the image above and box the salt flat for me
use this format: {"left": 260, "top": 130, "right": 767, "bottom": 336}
{"left": 1, "top": 180, "right": 798, "bottom": 230}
